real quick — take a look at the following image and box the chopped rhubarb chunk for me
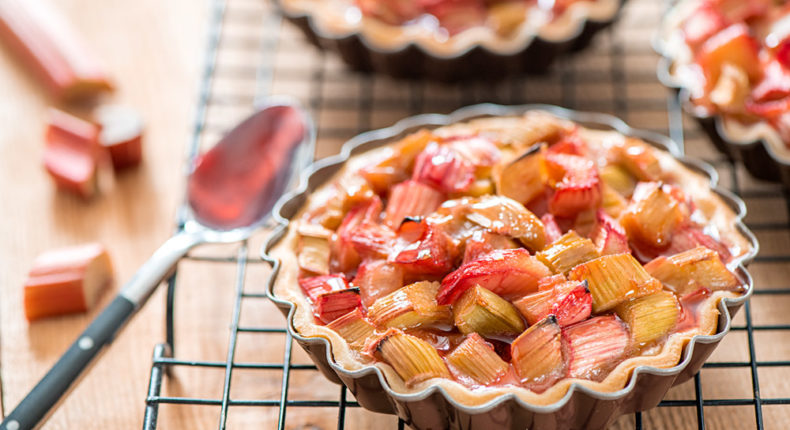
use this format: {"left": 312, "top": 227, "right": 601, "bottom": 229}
{"left": 412, "top": 141, "right": 476, "bottom": 193}
{"left": 545, "top": 153, "right": 602, "bottom": 218}
{"left": 537, "top": 230, "right": 599, "bottom": 274}
{"left": 43, "top": 109, "right": 102, "bottom": 199}
{"left": 353, "top": 259, "right": 404, "bottom": 307}
{"left": 383, "top": 180, "right": 444, "bottom": 228}
{"left": 591, "top": 210, "right": 630, "bottom": 256}
{"left": 330, "top": 199, "right": 382, "bottom": 274}
{"left": 367, "top": 281, "right": 452, "bottom": 329}
{"left": 644, "top": 246, "right": 740, "bottom": 295}
{"left": 613, "top": 139, "right": 661, "bottom": 182}
{"left": 511, "top": 316, "right": 566, "bottom": 391}
{"left": 24, "top": 243, "right": 113, "bottom": 321}
{"left": 462, "top": 230, "right": 518, "bottom": 265}
{"left": 370, "top": 329, "right": 451, "bottom": 386}
{"left": 298, "top": 274, "right": 349, "bottom": 302}
{"left": 394, "top": 221, "right": 458, "bottom": 277}
{"left": 569, "top": 253, "right": 662, "bottom": 313}
{"left": 541, "top": 214, "right": 563, "bottom": 244}
{"left": 465, "top": 195, "right": 546, "bottom": 251}
{"left": 513, "top": 280, "right": 592, "bottom": 327}
{"left": 95, "top": 105, "right": 144, "bottom": 169}
{"left": 453, "top": 286, "right": 525, "bottom": 340}
{"left": 494, "top": 144, "right": 548, "bottom": 206}
{"left": 446, "top": 333, "right": 509, "bottom": 386}
{"left": 326, "top": 308, "right": 376, "bottom": 349}
{"left": 615, "top": 291, "right": 681, "bottom": 347}
{"left": 314, "top": 288, "right": 362, "bottom": 324}
{"left": 347, "top": 222, "right": 396, "bottom": 259}
{"left": 621, "top": 182, "right": 688, "bottom": 249}
{"left": 562, "top": 315, "right": 630, "bottom": 381}
{"left": 438, "top": 248, "right": 551, "bottom": 304}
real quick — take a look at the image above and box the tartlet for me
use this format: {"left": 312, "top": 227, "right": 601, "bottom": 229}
{"left": 657, "top": 0, "right": 790, "bottom": 185}
{"left": 275, "top": 0, "right": 624, "bottom": 81}
{"left": 264, "top": 105, "right": 757, "bottom": 430}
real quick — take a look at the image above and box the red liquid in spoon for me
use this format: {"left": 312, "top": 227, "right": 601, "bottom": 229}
{"left": 187, "top": 105, "right": 307, "bottom": 230}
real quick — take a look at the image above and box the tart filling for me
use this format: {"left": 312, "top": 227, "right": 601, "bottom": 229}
{"left": 659, "top": 0, "right": 790, "bottom": 161}
{"left": 272, "top": 111, "right": 752, "bottom": 406}
{"left": 279, "top": 0, "right": 621, "bottom": 56}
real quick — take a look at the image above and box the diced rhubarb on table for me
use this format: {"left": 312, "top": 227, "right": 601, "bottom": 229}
{"left": 569, "top": 253, "right": 663, "bottom": 313}
{"left": 43, "top": 108, "right": 102, "bottom": 199}
{"left": 446, "top": 333, "right": 510, "bottom": 385}
{"left": 326, "top": 308, "right": 376, "bottom": 349}
{"left": 562, "top": 315, "right": 630, "bottom": 381}
{"left": 367, "top": 281, "right": 452, "bottom": 330}
{"left": 620, "top": 182, "right": 688, "bottom": 249}
{"left": 696, "top": 23, "right": 762, "bottom": 87}
{"left": 24, "top": 243, "right": 113, "bottom": 321}
{"left": 545, "top": 152, "right": 602, "bottom": 218}
{"left": 0, "top": 0, "right": 113, "bottom": 101}
{"left": 465, "top": 195, "right": 546, "bottom": 251}
{"left": 514, "top": 280, "right": 592, "bottom": 327}
{"left": 494, "top": 144, "right": 548, "bottom": 206}
{"left": 453, "top": 285, "right": 525, "bottom": 339}
{"left": 537, "top": 230, "right": 600, "bottom": 274}
{"left": 591, "top": 210, "right": 630, "bottom": 256}
{"left": 313, "top": 288, "right": 362, "bottom": 324}
{"left": 438, "top": 248, "right": 551, "bottom": 304}
{"left": 615, "top": 291, "right": 681, "bottom": 347}
{"left": 511, "top": 316, "right": 566, "bottom": 391}
{"left": 369, "top": 328, "right": 451, "bottom": 386}
{"left": 352, "top": 259, "right": 404, "bottom": 307}
{"left": 644, "top": 246, "right": 740, "bottom": 295}
{"left": 383, "top": 180, "right": 444, "bottom": 228}
{"left": 95, "top": 105, "right": 144, "bottom": 169}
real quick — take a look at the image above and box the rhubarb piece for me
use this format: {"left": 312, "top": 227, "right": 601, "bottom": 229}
{"left": 445, "top": 135, "right": 500, "bottom": 171}
{"left": 537, "top": 231, "right": 599, "bottom": 274}
{"left": 314, "top": 288, "right": 362, "bottom": 324}
{"left": 383, "top": 180, "right": 444, "bottom": 228}
{"left": 569, "top": 253, "right": 662, "bottom": 312}
{"left": 600, "top": 184, "right": 628, "bottom": 219}
{"left": 359, "top": 130, "right": 434, "bottom": 193}
{"left": 591, "top": 210, "right": 630, "bottom": 256}
{"left": 538, "top": 274, "right": 567, "bottom": 291}
{"left": 600, "top": 165, "right": 636, "bottom": 197}
{"left": 326, "top": 308, "right": 376, "bottom": 349}
{"left": 95, "top": 105, "right": 144, "bottom": 169}
{"left": 371, "top": 329, "right": 451, "bottom": 386}
{"left": 613, "top": 139, "right": 661, "bottom": 182}
{"left": 644, "top": 246, "right": 739, "bottom": 295}
{"left": 412, "top": 141, "right": 475, "bottom": 193}
{"left": 665, "top": 226, "right": 733, "bottom": 262}
{"left": 615, "top": 291, "right": 681, "bottom": 347}
{"left": 446, "top": 333, "right": 509, "bottom": 385}
{"left": 462, "top": 230, "right": 518, "bottom": 265}
{"left": 465, "top": 195, "right": 546, "bottom": 251}
{"left": 394, "top": 221, "right": 458, "bottom": 277}
{"left": 297, "top": 223, "right": 332, "bottom": 276}
{"left": 43, "top": 109, "right": 102, "bottom": 199}
{"left": 24, "top": 243, "right": 113, "bottom": 321}
{"left": 453, "top": 286, "right": 525, "bottom": 339}
{"left": 697, "top": 23, "right": 762, "bottom": 86}
{"left": 330, "top": 199, "right": 382, "bottom": 274}
{"left": 353, "top": 259, "right": 404, "bottom": 307}
{"left": 494, "top": 144, "right": 548, "bottom": 206}
{"left": 347, "top": 221, "right": 396, "bottom": 259}
{"left": 513, "top": 280, "right": 592, "bottom": 327}
{"left": 367, "top": 281, "right": 452, "bottom": 329}
{"left": 620, "top": 182, "right": 688, "bottom": 248}
{"left": 545, "top": 153, "right": 602, "bottom": 218}
{"left": 438, "top": 248, "right": 551, "bottom": 304}
{"left": 298, "top": 274, "right": 350, "bottom": 302}
{"left": 510, "top": 316, "right": 566, "bottom": 391}
{"left": 563, "top": 315, "right": 630, "bottom": 381}
{"left": 541, "top": 214, "right": 563, "bottom": 244}
{"left": 0, "top": 0, "right": 113, "bottom": 101}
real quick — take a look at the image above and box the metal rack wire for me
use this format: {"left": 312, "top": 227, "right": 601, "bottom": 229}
{"left": 141, "top": 0, "right": 790, "bottom": 428}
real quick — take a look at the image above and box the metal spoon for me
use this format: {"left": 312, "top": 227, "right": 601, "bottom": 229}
{"left": 1, "top": 100, "right": 314, "bottom": 430}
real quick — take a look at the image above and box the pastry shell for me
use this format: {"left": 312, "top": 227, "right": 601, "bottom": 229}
{"left": 655, "top": 0, "right": 790, "bottom": 186}
{"left": 263, "top": 104, "right": 758, "bottom": 430}
{"left": 273, "top": 0, "right": 625, "bottom": 81}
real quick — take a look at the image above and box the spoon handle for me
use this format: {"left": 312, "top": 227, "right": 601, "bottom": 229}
{"left": 1, "top": 232, "right": 201, "bottom": 430}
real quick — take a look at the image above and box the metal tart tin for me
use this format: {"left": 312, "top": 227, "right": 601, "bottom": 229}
{"left": 272, "top": 1, "right": 626, "bottom": 82}
{"left": 263, "top": 104, "right": 759, "bottom": 430}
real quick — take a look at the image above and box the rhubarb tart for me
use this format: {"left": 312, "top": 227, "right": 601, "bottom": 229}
{"left": 657, "top": 0, "right": 790, "bottom": 185}
{"left": 265, "top": 105, "right": 757, "bottom": 430}
{"left": 274, "top": 0, "right": 624, "bottom": 81}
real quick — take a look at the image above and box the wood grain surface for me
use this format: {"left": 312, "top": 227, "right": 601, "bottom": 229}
{"left": 1, "top": 0, "right": 790, "bottom": 429}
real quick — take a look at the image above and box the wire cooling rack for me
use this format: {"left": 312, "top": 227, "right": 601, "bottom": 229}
{"left": 141, "top": 0, "right": 790, "bottom": 428}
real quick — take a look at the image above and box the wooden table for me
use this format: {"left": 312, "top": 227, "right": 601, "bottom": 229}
{"left": 2, "top": 0, "right": 790, "bottom": 429}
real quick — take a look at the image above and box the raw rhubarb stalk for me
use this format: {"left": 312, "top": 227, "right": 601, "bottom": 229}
{"left": 536, "top": 230, "right": 600, "bottom": 274}
{"left": 370, "top": 328, "right": 451, "bottom": 386}
{"left": 24, "top": 243, "right": 113, "bottom": 321}
{"left": 452, "top": 286, "right": 525, "bottom": 339}
{"left": 446, "top": 333, "right": 509, "bottom": 385}
{"left": 0, "top": 0, "right": 113, "bottom": 101}
{"left": 95, "top": 105, "right": 144, "bottom": 169}
{"left": 43, "top": 108, "right": 101, "bottom": 199}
